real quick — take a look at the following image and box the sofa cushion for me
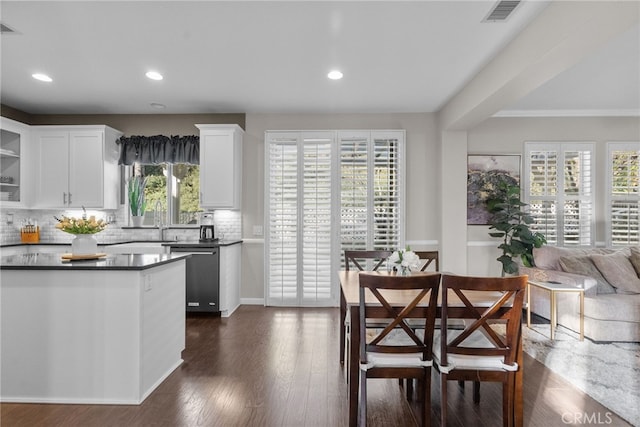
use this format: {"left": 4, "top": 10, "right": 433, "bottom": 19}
{"left": 533, "top": 246, "right": 617, "bottom": 271}
{"left": 584, "top": 293, "right": 640, "bottom": 323}
{"left": 629, "top": 247, "right": 640, "bottom": 276}
{"left": 558, "top": 256, "right": 616, "bottom": 294}
{"left": 591, "top": 252, "right": 640, "bottom": 294}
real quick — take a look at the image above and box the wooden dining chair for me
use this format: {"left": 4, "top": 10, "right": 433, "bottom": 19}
{"left": 358, "top": 272, "right": 441, "bottom": 427}
{"left": 414, "top": 251, "right": 439, "bottom": 272}
{"left": 342, "top": 250, "right": 393, "bottom": 382}
{"left": 433, "top": 274, "right": 527, "bottom": 427}
{"left": 344, "top": 250, "right": 393, "bottom": 271}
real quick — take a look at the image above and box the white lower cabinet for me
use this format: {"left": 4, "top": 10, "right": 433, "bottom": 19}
{"left": 32, "top": 125, "right": 122, "bottom": 209}
{"left": 219, "top": 243, "right": 241, "bottom": 317}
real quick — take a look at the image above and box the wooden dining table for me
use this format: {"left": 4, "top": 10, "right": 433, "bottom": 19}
{"left": 338, "top": 270, "right": 524, "bottom": 427}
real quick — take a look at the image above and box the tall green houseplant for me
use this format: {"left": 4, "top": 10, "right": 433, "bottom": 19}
{"left": 128, "top": 176, "right": 148, "bottom": 217}
{"left": 487, "top": 180, "right": 546, "bottom": 275}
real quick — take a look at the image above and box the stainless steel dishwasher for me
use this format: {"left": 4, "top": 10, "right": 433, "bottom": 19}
{"left": 168, "top": 244, "right": 220, "bottom": 313}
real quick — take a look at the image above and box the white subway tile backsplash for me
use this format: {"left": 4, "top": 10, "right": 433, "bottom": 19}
{"left": 0, "top": 208, "right": 242, "bottom": 245}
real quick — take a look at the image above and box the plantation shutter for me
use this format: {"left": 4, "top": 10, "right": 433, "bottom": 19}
{"left": 338, "top": 131, "right": 404, "bottom": 268}
{"left": 266, "top": 132, "right": 336, "bottom": 306}
{"left": 267, "top": 135, "right": 299, "bottom": 303}
{"left": 607, "top": 142, "right": 640, "bottom": 246}
{"left": 301, "top": 139, "right": 333, "bottom": 302}
{"left": 525, "top": 142, "right": 594, "bottom": 246}
{"left": 339, "top": 133, "right": 369, "bottom": 252}
{"left": 266, "top": 130, "right": 404, "bottom": 306}
{"left": 372, "top": 132, "right": 403, "bottom": 250}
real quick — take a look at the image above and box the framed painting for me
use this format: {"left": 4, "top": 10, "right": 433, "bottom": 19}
{"left": 467, "top": 154, "right": 521, "bottom": 225}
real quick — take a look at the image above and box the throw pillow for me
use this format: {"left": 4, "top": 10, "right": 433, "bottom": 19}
{"left": 590, "top": 252, "right": 640, "bottom": 295}
{"left": 558, "top": 256, "right": 616, "bottom": 294}
{"left": 629, "top": 247, "right": 640, "bottom": 277}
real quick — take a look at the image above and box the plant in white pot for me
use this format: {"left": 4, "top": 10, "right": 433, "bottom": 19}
{"left": 128, "top": 176, "right": 148, "bottom": 227}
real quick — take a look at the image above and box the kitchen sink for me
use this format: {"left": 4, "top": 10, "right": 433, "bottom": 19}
{"left": 104, "top": 242, "right": 169, "bottom": 254}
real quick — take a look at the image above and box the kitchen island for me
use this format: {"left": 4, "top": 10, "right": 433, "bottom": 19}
{"left": 0, "top": 253, "right": 188, "bottom": 405}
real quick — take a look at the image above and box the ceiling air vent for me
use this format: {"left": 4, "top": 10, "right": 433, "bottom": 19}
{"left": 483, "top": 1, "right": 521, "bottom": 22}
{"left": 0, "top": 23, "right": 17, "bottom": 34}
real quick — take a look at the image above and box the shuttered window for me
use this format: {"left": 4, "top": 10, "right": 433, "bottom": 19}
{"left": 524, "top": 142, "right": 594, "bottom": 246}
{"left": 266, "top": 130, "right": 404, "bottom": 306}
{"left": 339, "top": 131, "right": 404, "bottom": 268}
{"left": 607, "top": 142, "right": 640, "bottom": 247}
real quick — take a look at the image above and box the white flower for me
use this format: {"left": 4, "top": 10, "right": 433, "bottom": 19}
{"left": 402, "top": 250, "right": 420, "bottom": 270}
{"left": 388, "top": 248, "right": 421, "bottom": 272}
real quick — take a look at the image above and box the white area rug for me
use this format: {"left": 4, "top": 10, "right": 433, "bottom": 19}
{"left": 522, "top": 324, "right": 640, "bottom": 426}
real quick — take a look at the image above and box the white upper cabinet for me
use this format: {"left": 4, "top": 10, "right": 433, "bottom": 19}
{"left": 197, "top": 124, "right": 243, "bottom": 210}
{"left": 0, "top": 117, "right": 31, "bottom": 208}
{"left": 32, "top": 125, "right": 122, "bottom": 209}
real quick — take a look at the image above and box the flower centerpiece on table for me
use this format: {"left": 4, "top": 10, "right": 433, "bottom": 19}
{"left": 388, "top": 247, "right": 420, "bottom": 275}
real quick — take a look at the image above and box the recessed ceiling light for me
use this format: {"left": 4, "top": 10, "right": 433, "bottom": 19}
{"left": 150, "top": 103, "right": 166, "bottom": 109}
{"left": 32, "top": 73, "right": 52, "bottom": 82}
{"left": 145, "top": 71, "right": 163, "bottom": 81}
{"left": 327, "top": 70, "right": 343, "bottom": 80}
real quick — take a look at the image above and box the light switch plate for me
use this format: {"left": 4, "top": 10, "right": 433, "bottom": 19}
{"left": 253, "top": 225, "right": 263, "bottom": 236}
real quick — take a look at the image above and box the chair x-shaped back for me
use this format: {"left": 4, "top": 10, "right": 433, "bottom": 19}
{"left": 444, "top": 287, "right": 523, "bottom": 361}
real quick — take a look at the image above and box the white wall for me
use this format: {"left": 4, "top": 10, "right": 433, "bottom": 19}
{"left": 465, "top": 115, "right": 640, "bottom": 276}
{"left": 240, "top": 113, "right": 439, "bottom": 300}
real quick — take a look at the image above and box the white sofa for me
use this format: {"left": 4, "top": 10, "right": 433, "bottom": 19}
{"left": 519, "top": 246, "right": 640, "bottom": 342}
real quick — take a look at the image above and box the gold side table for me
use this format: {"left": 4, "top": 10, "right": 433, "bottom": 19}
{"left": 527, "top": 280, "right": 584, "bottom": 341}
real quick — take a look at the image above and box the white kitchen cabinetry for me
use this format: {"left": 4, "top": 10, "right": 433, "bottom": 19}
{"left": 32, "top": 125, "right": 122, "bottom": 209}
{"left": 197, "top": 124, "right": 243, "bottom": 210}
{"left": 219, "top": 243, "right": 241, "bottom": 317}
{"left": 0, "top": 117, "right": 31, "bottom": 208}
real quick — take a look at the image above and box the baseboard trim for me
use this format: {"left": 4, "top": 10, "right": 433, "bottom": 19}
{"left": 240, "top": 298, "right": 265, "bottom": 306}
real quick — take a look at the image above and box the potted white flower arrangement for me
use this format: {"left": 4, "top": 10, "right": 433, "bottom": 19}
{"left": 388, "top": 247, "right": 421, "bottom": 275}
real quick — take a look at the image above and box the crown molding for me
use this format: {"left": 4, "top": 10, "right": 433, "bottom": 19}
{"left": 493, "top": 109, "right": 640, "bottom": 118}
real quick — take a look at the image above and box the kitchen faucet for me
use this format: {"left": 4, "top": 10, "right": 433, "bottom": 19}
{"left": 154, "top": 200, "right": 166, "bottom": 240}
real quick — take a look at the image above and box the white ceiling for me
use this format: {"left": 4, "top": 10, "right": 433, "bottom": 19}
{"left": 1, "top": 1, "right": 638, "bottom": 117}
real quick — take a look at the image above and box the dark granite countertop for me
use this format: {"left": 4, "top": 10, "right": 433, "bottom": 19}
{"left": 0, "top": 253, "right": 190, "bottom": 271}
{"left": 1, "top": 240, "right": 243, "bottom": 248}
{"left": 162, "top": 240, "right": 242, "bottom": 249}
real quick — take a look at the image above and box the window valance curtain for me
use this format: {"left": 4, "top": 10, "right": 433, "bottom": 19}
{"left": 117, "top": 135, "right": 199, "bottom": 165}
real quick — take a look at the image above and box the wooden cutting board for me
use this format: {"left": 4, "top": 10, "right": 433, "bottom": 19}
{"left": 61, "top": 253, "right": 107, "bottom": 261}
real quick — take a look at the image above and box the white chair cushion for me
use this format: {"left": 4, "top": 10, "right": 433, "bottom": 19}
{"left": 432, "top": 329, "right": 518, "bottom": 374}
{"left": 360, "top": 328, "right": 432, "bottom": 370}
{"left": 361, "top": 352, "right": 432, "bottom": 371}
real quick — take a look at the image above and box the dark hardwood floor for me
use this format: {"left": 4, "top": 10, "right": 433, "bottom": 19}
{"left": 1, "top": 306, "right": 630, "bottom": 426}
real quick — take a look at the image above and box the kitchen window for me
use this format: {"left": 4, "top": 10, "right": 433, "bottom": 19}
{"left": 523, "top": 142, "right": 595, "bottom": 246}
{"left": 118, "top": 134, "right": 200, "bottom": 226}
{"left": 130, "top": 163, "right": 201, "bottom": 226}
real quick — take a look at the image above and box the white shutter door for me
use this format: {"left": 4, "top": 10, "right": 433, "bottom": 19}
{"left": 302, "top": 139, "right": 333, "bottom": 302}
{"left": 608, "top": 142, "right": 640, "bottom": 246}
{"left": 267, "top": 136, "right": 299, "bottom": 304}
{"left": 266, "top": 132, "right": 335, "bottom": 306}
{"left": 266, "top": 130, "right": 404, "bottom": 306}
